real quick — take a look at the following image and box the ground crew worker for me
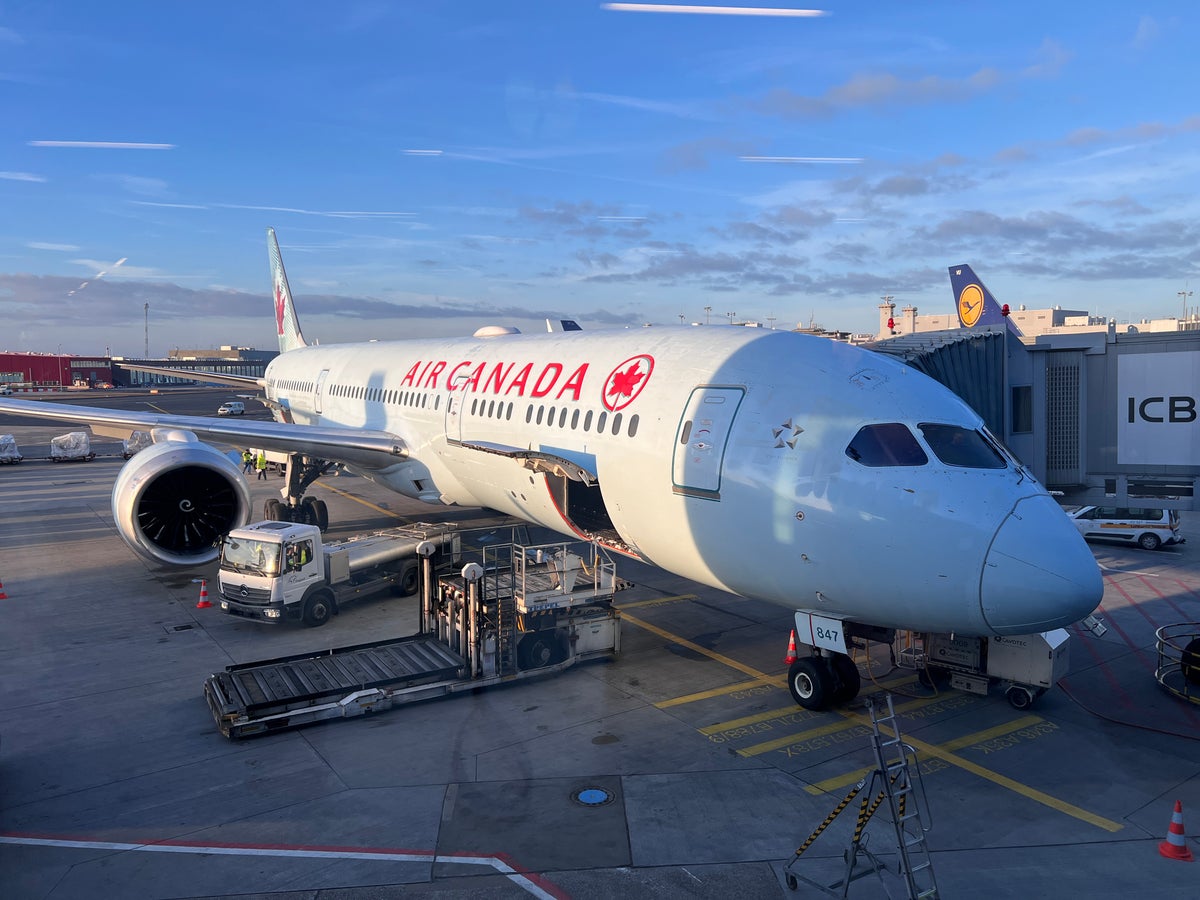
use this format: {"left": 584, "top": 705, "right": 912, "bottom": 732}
{"left": 242, "top": 449, "right": 254, "bottom": 473}
{"left": 255, "top": 451, "right": 268, "bottom": 480}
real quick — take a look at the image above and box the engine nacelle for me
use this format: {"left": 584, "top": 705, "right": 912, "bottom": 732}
{"left": 111, "top": 430, "right": 253, "bottom": 567}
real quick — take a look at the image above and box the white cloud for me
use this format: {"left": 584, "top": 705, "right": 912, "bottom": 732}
{"left": 0, "top": 171, "right": 46, "bottom": 182}
{"left": 28, "top": 141, "right": 175, "bottom": 150}
{"left": 27, "top": 242, "right": 79, "bottom": 252}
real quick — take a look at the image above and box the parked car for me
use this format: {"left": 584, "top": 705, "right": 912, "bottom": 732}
{"left": 217, "top": 401, "right": 245, "bottom": 416}
{"left": 1064, "top": 505, "right": 1184, "bottom": 551}
{"left": 0, "top": 385, "right": 13, "bottom": 395}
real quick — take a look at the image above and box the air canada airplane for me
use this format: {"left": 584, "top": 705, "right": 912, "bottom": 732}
{"left": 0, "top": 231, "right": 1102, "bottom": 708}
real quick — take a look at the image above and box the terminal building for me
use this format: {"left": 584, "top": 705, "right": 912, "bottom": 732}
{"left": 115, "top": 347, "right": 277, "bottom": 386}
{"left": 868, "top": 295, "right": 1199, "bottom": 513}
{"left": 0, "top": 347, "right": 276, "bottom": 391}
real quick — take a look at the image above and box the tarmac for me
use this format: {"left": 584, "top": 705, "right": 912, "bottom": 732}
{"left": 2, "top": 388, "right": 1200, "bottom": 898}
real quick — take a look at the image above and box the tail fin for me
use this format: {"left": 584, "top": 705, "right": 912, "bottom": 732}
{"left": 948, "top": 264, "right": 1023, "bottom": 336}
{"left": 268, "top": 227, "right": 308, "bottom": 353}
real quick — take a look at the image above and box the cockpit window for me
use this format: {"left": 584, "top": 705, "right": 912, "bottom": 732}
{"left": 845, "top": 423, "right": 929, "bottom": 467}
{"left": 919, "top": 423, "right": 1007, "bottom": 469}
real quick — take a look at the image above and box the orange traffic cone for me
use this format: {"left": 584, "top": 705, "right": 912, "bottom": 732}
{"left": 784, "top": 629, "right": 799, "bottom": 666}
{"left": 1159, "top": 800, "right": 1194, "bottom": 862}
{"left": 0, "top": 579, "right": 7, "bottom": 600}
{"left": 195, "top": 579, "right": 212, "bottom": 609}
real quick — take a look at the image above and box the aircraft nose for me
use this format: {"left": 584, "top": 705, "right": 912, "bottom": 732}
{"left": 980, "top": 495, "right": 1103, "bottom": 635}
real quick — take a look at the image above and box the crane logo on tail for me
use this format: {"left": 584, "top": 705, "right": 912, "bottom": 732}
{"left": 958, "top": 284, "right": 985, "bottom": 327}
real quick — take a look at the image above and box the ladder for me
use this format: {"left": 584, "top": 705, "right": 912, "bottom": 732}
{"left": 867, "top": 694, "right": 939, "bottom": 900}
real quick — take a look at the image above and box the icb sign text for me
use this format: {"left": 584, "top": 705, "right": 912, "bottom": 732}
{"left": 1117, "top": 351, "right": 1199, "bottom": 466}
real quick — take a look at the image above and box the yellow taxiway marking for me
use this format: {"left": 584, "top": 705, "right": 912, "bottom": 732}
{"left": 619, "top": 594, "right": 698, "bottom": 610}
{"left": 620, "top": 614, "right": 1123, "bottom": 833}
{"left": 144, "top": 402, "right": 171, "bottom": 413}
{"left": 697, "top": 673, "right": 919, "bottom": 734}
{"left": 657, "top": 674, "right": 787, "bottom": 709}
{"left": 620, "top": 611, "right": 764, "bottom": 680}
{"left": 734, "top": 686, "right": 944, "bottom": 756}
{"left": 839, "top": 708, "right": 1120, "bottom": 833}
{"left": 316, "top": 482, "right": 402, "bottom": 519}
{"left": 804, "top": 714, "right": 1044, "bottom": 794}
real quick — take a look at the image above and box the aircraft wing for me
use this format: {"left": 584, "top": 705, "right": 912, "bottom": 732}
{"left": 118, "top": 362, "right": 266, "bottom": 389}
{"left": 0, "top": 397, "right": 406, "bottom": 468}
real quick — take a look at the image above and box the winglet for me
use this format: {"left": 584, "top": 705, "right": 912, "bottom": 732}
{"left": 268, "top": 227, "right": 308, "bottom": 353}
{"left": 948, "top": 264, "right": 1023, "bottom": 336}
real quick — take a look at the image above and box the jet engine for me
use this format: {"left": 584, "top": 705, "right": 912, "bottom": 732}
{"left": 111, "top": 430, "right": 252, "bottom": 567}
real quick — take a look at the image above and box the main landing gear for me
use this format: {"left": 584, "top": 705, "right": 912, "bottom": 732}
{"left": 788, "top": 653, "right": 862, "bottom": 711}
{"left": 261, "top": 453, "right": 336, "bottom": 532}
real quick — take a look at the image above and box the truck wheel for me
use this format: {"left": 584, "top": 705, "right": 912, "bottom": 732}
{"left": 1006, "top": 686, "right": 1035, "bottom": 710}
{"left": 518, "top": 630, "right": 566, "bottom": 670}
{"left": 787, "top": 658, "right": 832, "bottom": 710}
{"left": 399, "top": 563, "right": 419, "bottom": 597}
{"left": 303, "top": 591, "right": 334, "bottom": 627}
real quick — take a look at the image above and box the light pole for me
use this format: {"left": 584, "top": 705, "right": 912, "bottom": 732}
{"left": 704, "top": 306, "right": 712, "bottom": 325}
{"left": 1179, "top": 289, "right": 1193, "bottom": 323}
{"left": 678, "top": 313, "right": 685, "bottom": 325}
{"left": 726, "top": 311, "right": 736, "bottom": 325}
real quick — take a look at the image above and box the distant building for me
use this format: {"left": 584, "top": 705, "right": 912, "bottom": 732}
{"left": 0, "top": 352, "right": 114, "bottom": 391}
{"left": 114, "top": 346, "right": 278, "bottom": 386}
{"left": 875, "top": 299, "right": 1195, "bottom": 340}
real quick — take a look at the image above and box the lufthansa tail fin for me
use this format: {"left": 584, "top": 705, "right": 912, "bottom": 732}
{"left": 948, "top": 264, "right": 1023, "bottom": 336}
{"left": 268, "top": 227, "right": 308, "bottom": 353}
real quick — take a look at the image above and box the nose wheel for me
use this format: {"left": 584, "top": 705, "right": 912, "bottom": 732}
{"left": 788, "top": 654, "right": 862, "bottom": 710}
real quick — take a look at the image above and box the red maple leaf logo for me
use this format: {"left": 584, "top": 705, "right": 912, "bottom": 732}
{"left": 608, "top": 363, "right": 645, "bottom": 400}
{"left": 602, "top": 355, "right": 654, "bottom": 411}
{"left": 274, "top": 280, "right": 287, "bottom": 335}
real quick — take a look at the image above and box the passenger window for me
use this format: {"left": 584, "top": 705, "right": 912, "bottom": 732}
{"left": 918, "top": 424, "right": 1006, "bottom": 469}
{"left": 845, "top": 424, "right": 928, "bottom": 467}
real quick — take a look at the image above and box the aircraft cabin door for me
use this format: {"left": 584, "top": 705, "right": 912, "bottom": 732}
{"left": 672, "top": 386, "right": 745, "bottom": 499}
{"left": 443, "top": 372, "right": 469, "bottom": 443}
{"left": 314, "top": 369, "right": 330, "bottom": 415}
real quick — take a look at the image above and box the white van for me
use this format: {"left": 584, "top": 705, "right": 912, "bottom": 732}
{"left": 217, "top": 401, "right": 245, "bottom": 416}
{"left": 1065, "top": 506, "right": 1184, "bottom": 551}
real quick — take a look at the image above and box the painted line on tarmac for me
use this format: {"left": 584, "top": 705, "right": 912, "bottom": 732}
{"left": 621, "top": 614, "right": 1124, "bottom": 833}
{"left": 0, "top": 834, "right": 565, "bottom": 899}
{"left": 619, "top": 593, "right": 697, "bottom": 610}
{"left": 621, "top": 611, "right": 764, "bottom": 679}
{"left": 656, "top": 673, "right": 786, "bottom": 708}
{"left": 736, "top": 689, "right": 952, "bottom": 758}
{"left": 806, "top": 714, "right": 1045, "bottom": 794}
{"left": 835, "top": 707, "right": 1123, "bottom": 833}
{"left": 317, "top": 481, "right": 403, "bottom": 519}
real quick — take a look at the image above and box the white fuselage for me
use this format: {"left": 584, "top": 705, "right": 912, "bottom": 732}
{"left": 261, "top": 326, "right": 1101, "bottom": 636}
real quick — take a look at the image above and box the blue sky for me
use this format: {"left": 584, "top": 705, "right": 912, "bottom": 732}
{"left": 2, "top": 2, "right": 1199, "bottom": 357}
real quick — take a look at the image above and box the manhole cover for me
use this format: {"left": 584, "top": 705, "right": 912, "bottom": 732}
{"left": 572, "top": 787, "right": 614, "bottom": 807}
